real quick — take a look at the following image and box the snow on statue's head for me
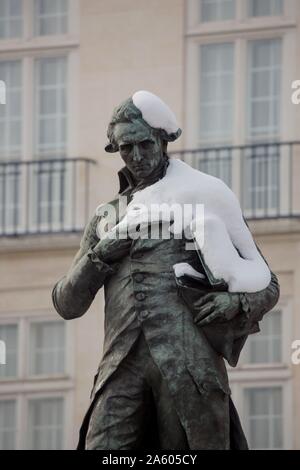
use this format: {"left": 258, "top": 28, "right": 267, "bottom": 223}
{"left": 105, "top": 91, "right": 182, "bottom": 153}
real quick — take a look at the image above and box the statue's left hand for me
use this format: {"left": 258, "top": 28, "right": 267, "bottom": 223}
{"left": 193, "top": 292, "right": 241, "bottom": 326}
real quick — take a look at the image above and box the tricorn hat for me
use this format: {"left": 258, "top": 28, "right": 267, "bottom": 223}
{"left": 105, "top": 90, "right": 182, "bottom": 153}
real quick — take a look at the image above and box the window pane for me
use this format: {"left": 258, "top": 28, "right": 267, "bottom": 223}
{"left": 0, "top": 62, "right": 22, "bottom": 232}
{"left": 0, "top": 0, "right": 22, "bottom": 39}
{"left": 200, "top": 43, "right": 234, "bottom": 143}
{"left": 34, "top": 56, "right": 67, "bottom": 158}
{"left": 28, "top": 397, "right": 64, "bottom": 450}
{"left": 0, "top": 324, "right": 18, "bottom": 378}
{"left": 248, "top": 0, "right": 283, "bottom": 17}
{"left": 247, "top": 38, "right": 282, "bottom": 140}
{"left": 34, "top": 0, "right": 68, "bottom": 36}
{"left": 0, "top": 60, "right": 22, "bottom": 159}
{"left": 241, "top": 310, "right": 282, "bottom": 364}
{"left": 244, "top": 387, "right": 283, "bottom": 449}
{"left": 201, "top": 0, "right": 235, "bottom": 22}
{"left": 0, "top": 400, "right": 16, "bottom": 450}
{"left": 30, "top": 321, "right": 65, "bottom": 376}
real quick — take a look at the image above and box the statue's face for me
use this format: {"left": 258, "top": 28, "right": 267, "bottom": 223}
{"left": 113, "top": 121, "right": 164, "bottom": 180}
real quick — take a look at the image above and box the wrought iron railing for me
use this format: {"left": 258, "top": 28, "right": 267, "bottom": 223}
{"left": 171, "top": 141, "right": 300, "bottom": 220}
{"left": 0, "top": 158, "right": 96, "bottom": 237}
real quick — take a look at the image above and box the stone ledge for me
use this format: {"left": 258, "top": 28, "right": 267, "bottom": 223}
{"left": 0, "top": 232, "right": 83, "bottom": 254}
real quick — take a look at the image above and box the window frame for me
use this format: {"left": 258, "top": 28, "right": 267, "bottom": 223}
{"left": 199, "top": 0, "right": 236, "bottom": 24}
{"left": 28, "top": 318, "right": 66, "bottom": 379}
{"left": 0, "top": 0, "right": 79, "bottom": 47}
{"left": 0, "top": 0, "right": 23, "bottom": 41}
{"left": 0, "top": 396, "right": 18, "bottom": 450}
{"left": 0, "top": 390, "right": 73, "bottom": 450}
{"left": 237, "top": 296, "right": 292, "bottom": 370}
{"left": 185, "top": 9, "right": 297, "bottom": 212}
{"left": 0, "top": 313, "right": 74, "bottom": 450}
{"left": 0, "top": 313, "right": 73, "bottom": 382}
{"left": 0, "top": 321, "right": 19, "bottom": 380}
{"left": 230, "top": 381, "right": 293, "bottom": 449}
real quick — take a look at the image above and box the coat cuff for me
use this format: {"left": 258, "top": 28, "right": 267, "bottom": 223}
{"left": 86, "top": 247, "right": 115, "bottom": 276}
{"left": 239, "top": 293, "right": 251, "bottom": 319}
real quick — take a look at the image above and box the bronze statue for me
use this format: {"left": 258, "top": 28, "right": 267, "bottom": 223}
{"left": 52, "top": 91, "right": 280, "bottom": 450}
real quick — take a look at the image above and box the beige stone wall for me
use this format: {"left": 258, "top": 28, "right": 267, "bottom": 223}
{"left": 78, "top": 0, "right": 185, "bottom": 209}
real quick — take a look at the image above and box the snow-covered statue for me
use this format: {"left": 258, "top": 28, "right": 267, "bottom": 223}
{"left": 52, "top": 90, "right": 280, "bottom": 450}
{"left": 109, "top": 93, "right": 271, "bottom": 293}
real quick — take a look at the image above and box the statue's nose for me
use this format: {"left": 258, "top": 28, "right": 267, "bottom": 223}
{"left": 132, "top": 144, "right": 142, "bottom": 162}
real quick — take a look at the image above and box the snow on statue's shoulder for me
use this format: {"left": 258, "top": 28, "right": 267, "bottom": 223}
{"left": 118, "top": 158, "right": 271, "bottom": 293}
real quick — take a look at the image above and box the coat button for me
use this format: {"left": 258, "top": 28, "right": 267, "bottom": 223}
{"left": 136, "top": 292, "right": 146, "bottom": 301}
{"left": 134, "top": 273, "right": 144, "bottom": 283}
{"left": 139, "top": 310, "right": 149, "bottom": 320}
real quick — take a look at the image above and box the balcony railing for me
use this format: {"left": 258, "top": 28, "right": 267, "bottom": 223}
{"left": 0, "top": 158, "right": 97, "bottom": 237}
{"left": 172, "top": 141, "right": 300, "bottom": 220}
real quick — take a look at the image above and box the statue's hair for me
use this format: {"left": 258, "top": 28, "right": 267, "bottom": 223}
{"left": 105, "top": 97, "right": 181, "bottom": 153}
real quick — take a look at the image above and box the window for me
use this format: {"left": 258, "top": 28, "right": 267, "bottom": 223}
{"left": 0, "top": 318, "right": 66, "bottom": 380}
{"left": 34, "top": 0, "right": 68, "bottom": 36}
{"left": 0, "top": 400, "right": 16, "bottom": 450}
{"left": 248, "top": 0, "right": 283, "bottom": 17}
{"left": 28, "top": 397, "right": 64, "bottom": 450}
{"left": 29, "top": 321, "right": 65, "bottom": 376}
{"left": 0, "top": 324, "right": 18, "bottom": 379}
{"left": 199, "top": 43, "right": 234, "bottom": 143}
{"left": 241, "top": 310, "right": 282, "bottom": 364}
{"left": 200, "top": 0, "right": 235, "bottom": 22}
{"left": 0, "top": 0, "right": 23, "bottom": 39}
{"left": 0, "top": 60, "right": 22, "bottom": 160}
{"left": 32, "top": 56, "right": 68, "bottom": 227}
{"left": 0, "top": 317, "right": 70, "bottom": 449}
{"left": 34, "top": 56, "right": 67, "bottom": 159}
{"left": 244, "top": 387, "right": 283, "bottom": 449}
{"left": 245, "top": 38, "right": 282, "bottom": 213}
{"left": 247, "top": 38, "right": 282, "bottom": 140}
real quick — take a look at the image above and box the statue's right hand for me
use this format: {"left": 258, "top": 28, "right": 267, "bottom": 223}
{"left": 93, "top": 236, "right": 132, "bottom": 264}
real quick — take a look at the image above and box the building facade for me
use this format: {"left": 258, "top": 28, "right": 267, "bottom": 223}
{"left": 0, "top": 0, "right": 299, "bottom": 449}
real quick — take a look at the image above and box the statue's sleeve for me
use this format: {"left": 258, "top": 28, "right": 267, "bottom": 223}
{"left": 238, "top": 218, "right": 280, "bottom": 323}
{"left": 52, "top": 214, "right": 115, "bottom": 320}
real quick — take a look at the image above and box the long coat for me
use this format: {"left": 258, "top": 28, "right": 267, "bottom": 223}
{"left": 52, "top": 164, "right": 280, "bottom": 450}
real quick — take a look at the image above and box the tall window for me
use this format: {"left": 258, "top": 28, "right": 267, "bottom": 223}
{"left": 0, "top": 400, "right": 16, "bottom": 450}
{"left": 200, "top": 0, "right": 235, "bottom": 22}
{"left": 248, "top": 0, "right": 283, "bottom": 17}
{"left": 34, "top": 0, "right": 68, "bottom": 36}
{"left": 0, "top": 324, "right": 18, "bottom": 379}
{"left": 245, "top": 38, "right": 282, "bottom": 213}
{"left": 0, "top": 0, "right": 23, "bottom": 39}
{"left": 0, "top": 60, "right": 22, "bottom": 160}
{"left": 247, "top": 38, "right": 282, "bottom": 141}
{"left": 241, "top": 310, "right": 282, "bottom": 364}
{"left": 244, "top": 387, "right": 283, "bottom": 449}
{"left": 199, "top": 43, "right": 234, "bottom": 144}
{"left": 28, "top": 397, "right": 64, "bottom": 450}
{"left": 29, "top": 321, "right": 65, "bottom": 376}
{"left": 0, "top": 318, "right": 69, "bottom": 450}
{"left": 0, "top": 319, "right": 66, "bottom": 380}
{"left": 34, "top": 56, "right": 67, "bottom": 158}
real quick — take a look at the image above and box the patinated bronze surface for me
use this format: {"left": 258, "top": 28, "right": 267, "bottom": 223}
{"left": 52, "top": 97, "right": 280, "bottom": 450}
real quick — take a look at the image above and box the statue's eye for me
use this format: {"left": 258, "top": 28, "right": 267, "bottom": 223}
{"left": 140, "top": 140, "right": 153, "bottom": 150}
{"left": 120, "top": 143, "right": 133, "bottom": 153}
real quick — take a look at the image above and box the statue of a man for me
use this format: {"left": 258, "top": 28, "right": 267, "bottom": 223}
{"left": 52, "top": 91, "right": 280, "bottom": 450}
